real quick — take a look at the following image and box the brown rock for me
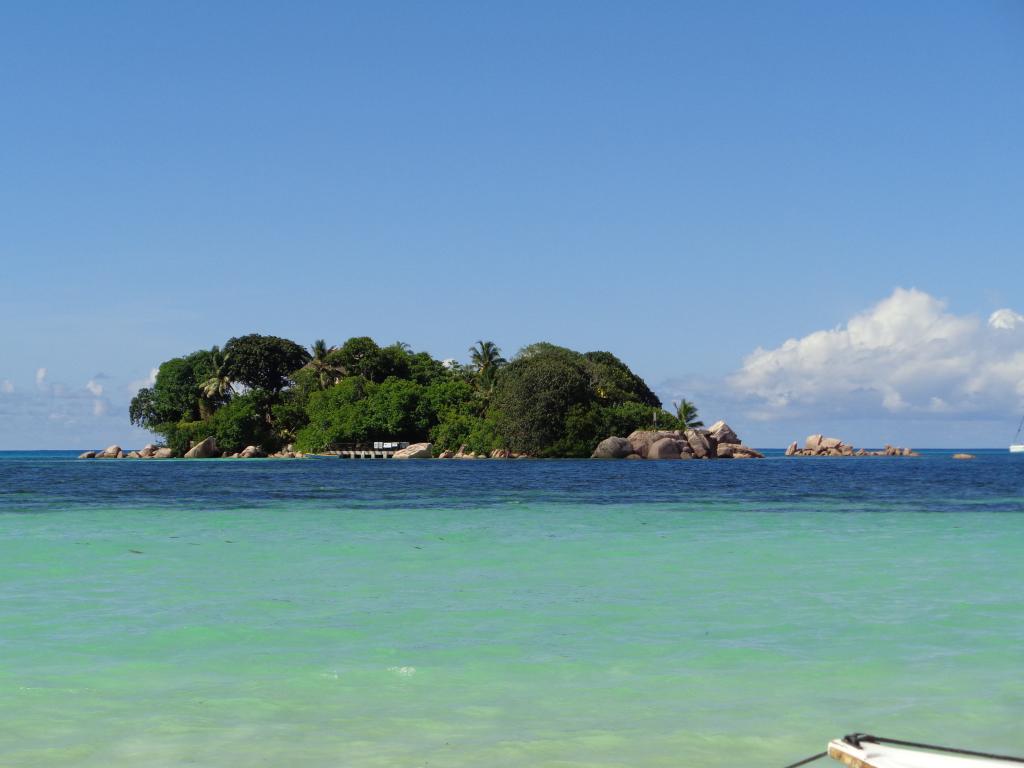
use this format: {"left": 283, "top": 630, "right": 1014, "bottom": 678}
{"left": 626, "top": 430, "right": 679, "bottom": 458}
{"left": 733, "top": 445, "right": 765, "bottom": 459}
{"left": 438, "top": 450, "right": 455, "bottom": 459}
{"left": 805, "top": 434, "right": 823, "bottom": 452}
{"left": 624, "top": 453, "right": 644, "bottom": 460}
{"left": 706, "top": 420, "right": 740, "bottom": 445}
{"left": 952, "top": 453, "right": 975, "bottom": 460}
{"left": 239, "top": 445, "right": 264, "bottom": 458}
{"left": 784, "top": 441, "right": 798, "bottom": 457}
{"left": 716, "top": 443, "right": 735, "bottom": 458}
{"left": 393, "top": 443, "right": 433, "bottom": 459}
{"left": 78, "top": 451, "right": 96, "bottom": 459}
{"left": 820, "top": 437, "right": 843, "bottom": 450}
{"left": 684, "top": 429, "right": 712, "bottom": 459}
{"left": 153, "top": 447, "right": 174, "bottom": 459}
{"left": 184, "top": 437, "right": 219, "bottom": 459}
{"left": 126, "top": 451, "right": 141, "bottom": 458}
{"left": 647, "top": 437, "right": 684, "bottom": 459}
{"left": 591, "top": 436, "right": 634, "bottom": 459}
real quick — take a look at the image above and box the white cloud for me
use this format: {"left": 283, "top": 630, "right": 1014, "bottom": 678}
{"left": 127, "top": 367, "right": 158, "bottom": 393}
{"left": 989, "top": 308, "right": 1024, "bottom": 330}
{"left": 0, "top": 368, "right": 152, "bottom": 449}
{"left": 728, "top": 288, "right": 1024, "bottom": 420}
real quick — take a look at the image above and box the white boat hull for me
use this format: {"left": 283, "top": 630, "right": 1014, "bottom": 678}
{"left": 1011, "top": 444, "right": 1024, "bottom": 453}
{"left": 828, "top": 739, "right": 1021, "bottom": 768}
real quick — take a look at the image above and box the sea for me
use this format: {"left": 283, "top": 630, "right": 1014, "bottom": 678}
{"left": 1, "top": 450, "right": 1022, "bottom": 767}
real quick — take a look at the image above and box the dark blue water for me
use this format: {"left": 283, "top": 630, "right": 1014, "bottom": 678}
{"left": 2, "top": 450, "right": 1022, "bottom": 514}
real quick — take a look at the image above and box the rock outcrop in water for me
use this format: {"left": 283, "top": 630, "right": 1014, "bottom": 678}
{"left": 592, "top": 436, "right": 634, "bottom": 459}
{"left": 184, "top": 437, "right": 220, "bottom": 459}
{"left": 592, "top": 421, "right": 763, "bottom": 460}
{"left": 393, "top": 442, "right": 433, "bottom": 459}
{"left": 787, "top": 434, "right": 919, "bottom": 457}
{"left": 77, "top": 440, "right": 267, "bottom": 459}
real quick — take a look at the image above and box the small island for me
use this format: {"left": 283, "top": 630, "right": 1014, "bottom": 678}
{"left": 785, "top": 435, "right": 919, "bottom": 457}
{"left": 82, "top": 334, "right": 758, "bottom": 460}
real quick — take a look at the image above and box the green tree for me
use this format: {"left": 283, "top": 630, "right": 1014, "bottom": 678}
{"left": 362, "top": 378, "right": 431, "bottom": 441}
{"left": 514, "top": 341, "right": 575, "bottom": 360}
{"left": 377, "top": 343, "right": 413, "bottom": 381}
{"left": 430, "top": 411, "right": 500, "bottom": 455}
{"left": 200, "top": 345, "right": 234, "bottom": 402}
{"left": 491, "top": 347, "right": 593, "bottom": 456}
{"left": 294, "top": 378, "right": 371, "bottom": 451}
{"left": 209, "top": 392, "right": 274, "bottom": 454}
{"left": 330, "top": 337, "right": 383, "bottom": 382}
{"left": 423, "top": 378, "right": 476, "bottom": 417}
{"left": 147, "top": 352, "right": 211, "bottom": 424}
{"left": 469, "top": 340, "right": 505, "bottom": 373}
{"left": 224, "top": 334, "right": 310, "bottom": 393}
{"left": 407, "top": 351, "right": 450, "bottom": 386}
{"left": 673, "top": 399, "right": 703, "bottom": 430}
{"left": 582, "top": 351, "right": 661, "bottom": 407}
{"left": 128, "top": 387, "right": 158, "bottom": 429}
{"left": 307, "top": 339, "right": 343, "bottom": 389}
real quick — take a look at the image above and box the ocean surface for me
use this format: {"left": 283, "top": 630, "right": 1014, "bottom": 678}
{"left": 1, "top": 450, "right": 1022, "bottom": 767}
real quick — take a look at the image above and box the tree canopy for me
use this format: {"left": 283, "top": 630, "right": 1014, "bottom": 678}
{"left": 224, "top": 334, "right": 310, "bottom": 393}
{"left": 129, "top": 333, "right": 684, "bottom": 458}
{"left": 490, "top": 344, "right": 672, "bottom": 456}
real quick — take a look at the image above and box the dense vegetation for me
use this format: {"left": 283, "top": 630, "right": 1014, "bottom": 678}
{"left": 130, "top": 335, "right": 691, "bottom": 457}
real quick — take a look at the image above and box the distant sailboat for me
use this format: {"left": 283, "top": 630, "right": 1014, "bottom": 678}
{"left": 1011, "top": 416, "right": 1024, "bottom": 453}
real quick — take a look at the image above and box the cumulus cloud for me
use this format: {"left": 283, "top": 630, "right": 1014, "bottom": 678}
{"left": 728, "top": 288, "right": 1024, "bottom": 420}
{"left": 989, "top": 308, "right": 1024, "bottom": 331}
{"left": 127, "top": 367, "right": 158, "bottom": 393}
{"left": 0, "top": 368, "right": 151, "bottom": 448}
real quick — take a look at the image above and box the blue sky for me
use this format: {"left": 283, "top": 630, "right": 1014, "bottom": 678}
{"left": 1, "top": 1, "right": 1022, "bottom": 448}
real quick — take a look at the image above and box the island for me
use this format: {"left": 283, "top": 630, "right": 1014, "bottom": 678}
{"left": 80, "top": 334, "right": 761, "bottom": 460}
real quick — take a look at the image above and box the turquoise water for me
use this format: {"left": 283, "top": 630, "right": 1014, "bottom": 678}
{"left": 1, "top": 452, "right": 1022, "bottom": 766}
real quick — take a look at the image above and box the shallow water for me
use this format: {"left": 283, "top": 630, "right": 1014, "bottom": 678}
{"left": 1, "top": 451, "right": 1022, "bottom": 766}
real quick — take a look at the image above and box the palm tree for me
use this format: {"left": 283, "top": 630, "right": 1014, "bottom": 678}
{"left": 198, "top": 346, "right": 233, "bottom": 419}
{"left": 673, "top": 399, "right": 704, "bottom": 430}
{"left": 308, "top": 339, "right": 342, "bottom": 389}
{"left": 311, "top": 339, "right": 330, "bottom": 361}
{"left": 469, "top": 340, "right": 505, "bottom": 373}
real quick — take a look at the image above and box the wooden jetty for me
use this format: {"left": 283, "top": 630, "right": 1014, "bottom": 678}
{"left": 316, "top": 441, "right": 410, "bottom": 459}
